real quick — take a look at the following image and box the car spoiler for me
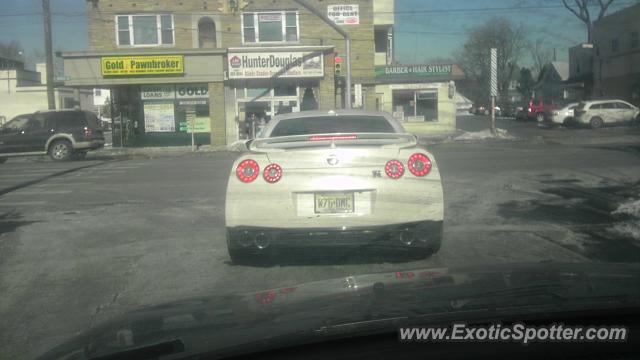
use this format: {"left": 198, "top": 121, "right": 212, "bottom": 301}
{"left": 249, "top": 133, "right": 418, "bottom": 152}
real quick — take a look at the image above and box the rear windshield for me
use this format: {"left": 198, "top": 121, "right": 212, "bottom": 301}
{"left": 269, "top": 115, "right": 396, "bottom": 137}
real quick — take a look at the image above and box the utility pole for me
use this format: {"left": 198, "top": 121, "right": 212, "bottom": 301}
{"left": 293, "top": 0, "right": 352, "bottom": 109}
{"left": 489, "top": 48, "right": 498, "bottom": 136}
{"left": 42, "top": 0, "right": 55, "bottom": 110}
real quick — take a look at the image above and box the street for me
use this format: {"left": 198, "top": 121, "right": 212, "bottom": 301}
{"left": 1, "top": 119, "right": 640, "bottom": 358}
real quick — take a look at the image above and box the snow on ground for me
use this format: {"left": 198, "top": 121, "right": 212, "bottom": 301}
{"left": 454, "top": 128, "right": 515, "bottom": 141}
{"left": 610, "top": 198, "right": 640, "bottom": 243}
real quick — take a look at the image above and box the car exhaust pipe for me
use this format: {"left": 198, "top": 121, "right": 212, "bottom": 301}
{"left": 238, "top": 231, "right": 253, "bottom": 248}
{"left": 398, "top": 230, "right": 415, "bottom": 246}
{"left": 254, "top": 232, "right": 271, "bottom": 250}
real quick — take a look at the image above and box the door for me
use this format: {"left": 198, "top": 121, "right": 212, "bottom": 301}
{"left": 615, "top": 102, "right": 636, "bottom": 122}
{"left": 21, "top": 113, "right": 51, "bottom": 151}
{"left": 0, "top": 115, "right": 31, "bottom": 154}
{"left": 598, "top": 102, "right": 620, "bottom": 123}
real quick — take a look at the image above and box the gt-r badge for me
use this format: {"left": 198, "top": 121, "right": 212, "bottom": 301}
{"left": 327, "top": 155, "right": 339, "bottom": 166}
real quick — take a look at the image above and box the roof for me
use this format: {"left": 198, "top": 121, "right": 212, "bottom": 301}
{"left": 551, "top": 61, "right": 569, "bottom": 81}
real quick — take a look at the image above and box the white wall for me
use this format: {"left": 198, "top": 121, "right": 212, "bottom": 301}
{"left": 0, "top": 87, "right": 94, "bottom": 122}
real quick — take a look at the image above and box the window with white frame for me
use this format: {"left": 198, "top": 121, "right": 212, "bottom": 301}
{"left": 116, "top": 14, "right": 174, "bottom": 46}
{"left": 242, "top": 12, "right": 299, "bottom": 44}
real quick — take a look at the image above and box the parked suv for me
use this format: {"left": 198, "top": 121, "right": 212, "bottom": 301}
{"left": 0, "top": 110, "right": 105, "bottom": 162}
{"left": 574, "top": 100, "right": 640, "bottom": 129}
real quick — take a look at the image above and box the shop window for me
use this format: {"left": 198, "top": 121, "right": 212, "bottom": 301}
{"left": 392, "top": 89, "right": 438, "bottom": 122}
{"left": 246, "top": 88, "right": 271, "bottom": 99}
{"left": 242, "top": 12, "right": 298, "bottom": 44}
{"left": 198, "top": 17, "right": 216, "bottom": 48}
{"left": 274, "top": 83, "right": 297, "bottom": 97}
{"left": 116, "top": 14, "right": 174, "bottom": 46}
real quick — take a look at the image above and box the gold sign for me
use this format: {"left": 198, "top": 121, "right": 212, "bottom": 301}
{"left": 101, "top": 55, "right": 184, "bottom": 76}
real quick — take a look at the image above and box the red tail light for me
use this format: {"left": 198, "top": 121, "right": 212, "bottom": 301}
{"left": 263, "top": 163, "right": 283, "bottom": 183}
{"left": 83, "top": 127, "right": 93, "bottom": 139}
{"left": 236, "top": 159, "right": 259, "bottom": 183}
{"left": 385, "top": 160, "right": 404, "bottom": 179}
{"left": 309, "top": 134, "right": 357, "bottom": 141}
{"left": 407, "top": 153, "right": 432, "bottom": 177}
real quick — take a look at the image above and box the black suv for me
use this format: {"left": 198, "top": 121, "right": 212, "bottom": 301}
{"left": 0, "top": 110, "right": 105, "bottom": 162}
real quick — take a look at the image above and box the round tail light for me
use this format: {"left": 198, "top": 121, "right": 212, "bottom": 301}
{"left": 407, "top": 153, "right": 431, "bottom": 177}
{"left": 385, "top": 160, "right": 404, "bottom": 179}
{"left": 236, "top": 159, "right": 259, "bottom": 183}
{"left": 263, "top": 163, "right": 283, "bottom": 183}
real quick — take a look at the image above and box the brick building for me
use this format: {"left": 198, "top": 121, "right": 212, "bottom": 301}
{"left": 592, "top": 3, "right": 640, "bottom": 105}
{"left": 62, "top": 0, "right": 378, "bottom": 147}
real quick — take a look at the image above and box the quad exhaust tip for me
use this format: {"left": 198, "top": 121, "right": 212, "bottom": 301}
{"left": 399, "top": 230, "right": 416, "bottom": 246}
{"left": 254, "top": 232, "right": 271, "bottom": 250}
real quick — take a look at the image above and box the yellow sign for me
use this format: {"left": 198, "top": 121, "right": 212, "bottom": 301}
{"left": 101, "top": 55, "right": 184, "bottom": 76}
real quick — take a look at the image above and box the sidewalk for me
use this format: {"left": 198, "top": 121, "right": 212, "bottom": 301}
{"left": 87, "top": 144, "right": 231, "bottom": 159}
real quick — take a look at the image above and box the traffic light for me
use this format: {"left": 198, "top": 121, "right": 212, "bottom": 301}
{"left": 334, "top": 55, "right": 343, "bottom": 76}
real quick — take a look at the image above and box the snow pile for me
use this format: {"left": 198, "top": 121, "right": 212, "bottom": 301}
{"left": 454, "top": 128, "right": 515, "bottom": 141}
{"left": 610, "top": 199, "right": 640, "bottom": 242}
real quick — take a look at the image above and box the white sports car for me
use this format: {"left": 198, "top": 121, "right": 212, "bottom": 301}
{"left": 225, "top": 110, "right": 444, "bottom": 263}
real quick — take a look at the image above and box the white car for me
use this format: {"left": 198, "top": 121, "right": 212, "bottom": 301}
{"left": 574, "top": 100, "right": 640, "bottom": 128}
{"left": 540, "top": 103, "right": 579, "bottom": 127}
{"left": 225, "top": 110, "right": 444, "bottom": 263}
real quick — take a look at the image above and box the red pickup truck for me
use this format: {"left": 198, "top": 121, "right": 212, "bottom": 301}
{"left": 516, "top": 97, "right": 559, "bottom": 121}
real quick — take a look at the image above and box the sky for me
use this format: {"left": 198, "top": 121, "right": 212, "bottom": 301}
{"left": 0, "top": 0, "right": 636, "bottom": 69}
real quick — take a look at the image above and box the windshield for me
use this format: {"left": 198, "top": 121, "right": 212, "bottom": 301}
{"left": 1, "top": 1, "right": 640, "bottom": 359}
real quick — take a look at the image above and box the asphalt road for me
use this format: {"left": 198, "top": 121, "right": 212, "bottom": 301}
{"left": 1, "top": 135, "right": 640, "bottom": 359}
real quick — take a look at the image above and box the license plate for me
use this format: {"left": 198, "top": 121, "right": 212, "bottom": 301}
{"left": 314, "top": 192, "right": 354, "bottom": 214}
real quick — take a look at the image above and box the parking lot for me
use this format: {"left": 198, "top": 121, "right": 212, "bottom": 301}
{"left": 1, "top": 119, "right": 640, "bottom": 358}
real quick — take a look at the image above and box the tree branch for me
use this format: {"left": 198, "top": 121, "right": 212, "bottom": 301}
{"left": 562, "top": 0, "right": 587, "bottom": 22}
{"left": 597, "top": 0, "right": 615, "bottom": 19}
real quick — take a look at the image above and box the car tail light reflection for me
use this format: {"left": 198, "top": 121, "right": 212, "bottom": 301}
{"left": 385, "top": 160, "right": 404, "bottom": 179}
{"left": 83, "top": 127, "right": 93, "bottom": 139}
{"left": 408, "top": 153, "right": 432, "bottom": 177}
{"left": 263, "top": 163, "right": 283, "bottom": 183}
{"left": 236, "top": 159, "right": 259, "bottom": 183}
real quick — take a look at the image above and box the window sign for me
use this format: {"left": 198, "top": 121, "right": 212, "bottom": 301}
{"left": 327, "top": 5, "right": 359, "bottom": 25}
{"left": 141, "top": 85, "right": 175, "bottom": 100}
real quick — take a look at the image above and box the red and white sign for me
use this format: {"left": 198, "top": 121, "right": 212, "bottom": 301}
{"left": 327, "top": 4, "right": 360, "bottom": 25}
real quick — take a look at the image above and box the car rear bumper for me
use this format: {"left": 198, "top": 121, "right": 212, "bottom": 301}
{"left": 226, "top": 220, "right": 443, "bottom": 253}
{"left": 75, "top": 139, "right": 105, "bottom": 150}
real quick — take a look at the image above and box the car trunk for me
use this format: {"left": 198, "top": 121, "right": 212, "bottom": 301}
{"left": 265, "top": 146, "right": 401, "bottom": 170}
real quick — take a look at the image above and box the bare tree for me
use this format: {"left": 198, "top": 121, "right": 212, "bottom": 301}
{"left": 530, "top": 39, "right": 554, "bottom": 78}
{"left": 456, "top": 17, "right": 527, "bottom": 106}
{"left": 0, "top": 41, "right": 23, "bottom": 60}
{"left": 561, "top": 0, "right": 615, "bottom": 43}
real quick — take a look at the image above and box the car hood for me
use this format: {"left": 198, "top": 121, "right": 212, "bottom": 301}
{"left": 38, "top": 262, "right": 640, "bottom": 360}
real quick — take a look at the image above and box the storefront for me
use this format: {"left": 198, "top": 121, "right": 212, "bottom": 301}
{"left": 61, "top": 49, "right": 226, "bottom": 146}
{"left": 224, "top": 46, "right": 335, "bottom": 141}
{"left": 374, "top": 64, "right": 465, "bottom": 134}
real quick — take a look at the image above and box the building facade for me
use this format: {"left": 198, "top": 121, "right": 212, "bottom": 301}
{"left": 63, "top": 0, "right": 379, "bottom": 147}
{"left": 62, "top": 0, "right": 461, "bottom": 147}
{"left": 592, "top": 3, "right": 640, "bottom": 105}
{"left": 0, "top": 58, "right": 93, "bottom": 124}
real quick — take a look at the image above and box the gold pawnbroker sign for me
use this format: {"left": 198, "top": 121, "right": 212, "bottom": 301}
{"left": 101, "top": 55, "right": 184, "bottom": 76}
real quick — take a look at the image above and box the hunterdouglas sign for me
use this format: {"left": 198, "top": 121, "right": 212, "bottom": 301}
{"left": 228, "top": 52, "right": 324, "bottom": 79}
{"left": 375, "top": 64, "right": 454, "bottom": 79}
{"left": 101, "top": 55, "right": 184, "bottom": 76}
